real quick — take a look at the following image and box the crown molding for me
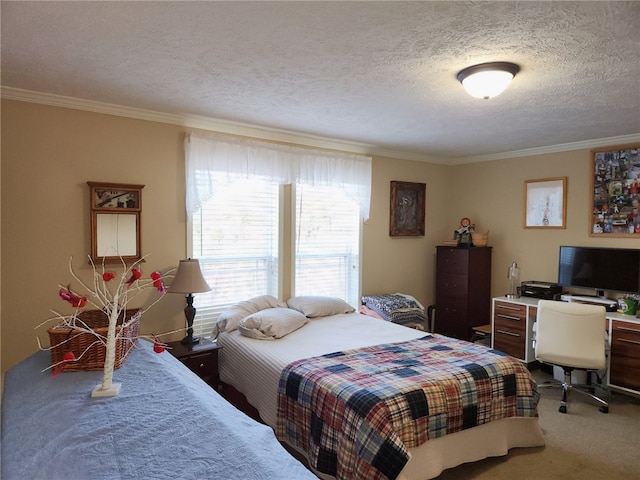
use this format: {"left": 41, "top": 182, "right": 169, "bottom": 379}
{"left": 2, "top": 86, "right": 638, "bottom": 165}
{"left": 0, "top": 86, "right": 442, "bottom": 163}
{"left": 448, "top": 134, "right": 640, "bottom": 165}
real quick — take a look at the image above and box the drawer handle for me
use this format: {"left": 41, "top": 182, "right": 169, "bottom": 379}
{"left": 496, "top": 329, "right": 520, "bottom": 337}
{"left": 496, "top": 314, "right": 521, "bottom": 321}
{"left": 199, "top": 363, "right": 205, "bottom": 368}
{"left": 616, "top": 326, "right": 640, "bottom": 334}
{"left": 618, "top": 338, "right": 640, "bottom": 346}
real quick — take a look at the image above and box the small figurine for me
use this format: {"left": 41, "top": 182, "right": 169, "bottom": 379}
{"left": 454, "top": 217, "right": 474, "bottom": 244}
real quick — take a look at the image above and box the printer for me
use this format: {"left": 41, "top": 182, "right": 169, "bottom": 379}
{"left": 520, "top": 280, "right": 563, "bottom": 300}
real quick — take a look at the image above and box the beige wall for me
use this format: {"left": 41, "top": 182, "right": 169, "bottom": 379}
{"left": 0, "top": 99, "right": 446, "bottom": 374}
{"left": 448, "top": 151, "right": 638, "bottom": 298}
{"left": 1, "top": 99, "right": 635, "bottom": 376}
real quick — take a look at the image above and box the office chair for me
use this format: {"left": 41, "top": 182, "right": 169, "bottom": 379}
{"left": 533, "top": 300, "right": 609, "bottom": 414}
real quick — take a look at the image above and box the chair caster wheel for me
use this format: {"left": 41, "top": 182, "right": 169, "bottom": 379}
{"left": 599, "top": 406, "right": 609, "bottom": 413}
{"left": 559, "top": 405, "right": 567, "bottom": 413}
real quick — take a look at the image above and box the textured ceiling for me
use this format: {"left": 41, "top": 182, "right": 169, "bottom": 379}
{"left": 1, "top": 1, "right": 639, "bottom": 162}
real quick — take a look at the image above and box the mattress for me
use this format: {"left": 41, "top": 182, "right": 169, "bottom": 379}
{"left": 218, "top": 312, "right": 545, "bottom": 480}
{"left": 2, "top": 339, "right": 317, "bottom": 480}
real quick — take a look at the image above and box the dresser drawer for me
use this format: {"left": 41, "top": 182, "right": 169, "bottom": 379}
{"left": 436, "top": 248, "right": 470, "bottom": 275}
{"left": 436, "top": 274, "right": 468, "bottom": 297}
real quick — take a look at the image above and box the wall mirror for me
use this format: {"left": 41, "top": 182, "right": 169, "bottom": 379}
{"left": 87, "top": 182, "right": 144, "bottom": 263}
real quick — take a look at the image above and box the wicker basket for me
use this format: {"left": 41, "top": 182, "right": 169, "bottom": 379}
{"left": 471, "top": 231, "right": 489, "bottom": 247}
{"left": 48, "top": 309, "right": 140, "bottom": 371}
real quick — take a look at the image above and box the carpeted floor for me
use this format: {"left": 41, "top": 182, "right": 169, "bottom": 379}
{"left": 435, "top": 368, "right": 640, "bottom": 479}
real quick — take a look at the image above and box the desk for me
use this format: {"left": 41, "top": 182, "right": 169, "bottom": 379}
{"left": 471, "top": 324, "right": 492, "bottom": 343}
{"left": 491, "top": 296, "right": 640, "bottom": 399}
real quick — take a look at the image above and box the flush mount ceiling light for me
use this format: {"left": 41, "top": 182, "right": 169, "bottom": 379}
{"left": 457, "top": 62, "right": 520, "bottom": 100}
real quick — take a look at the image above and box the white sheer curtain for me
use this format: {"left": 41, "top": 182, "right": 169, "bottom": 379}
{"left": 184, "top": 132, "right": 372, "bottom": 221}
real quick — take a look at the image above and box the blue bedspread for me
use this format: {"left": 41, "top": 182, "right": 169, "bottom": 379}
{"left": 1, "top": 340, "right": 317, "bottom": 480}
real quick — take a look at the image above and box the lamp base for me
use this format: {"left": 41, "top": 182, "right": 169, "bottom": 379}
{"left": 181, "top": 334, "right": 200, "bottom": 345}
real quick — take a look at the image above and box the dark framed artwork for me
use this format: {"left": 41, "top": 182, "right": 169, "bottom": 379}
{"left": 590, "top": 144, "right": 640, "bottom": 237}
{"left": 389, "top": 181, "right": 425, "bottom": 237}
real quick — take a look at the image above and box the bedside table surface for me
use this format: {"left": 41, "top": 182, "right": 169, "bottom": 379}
{"left": 166, "top": 338, "right": 221, "bottom": 358}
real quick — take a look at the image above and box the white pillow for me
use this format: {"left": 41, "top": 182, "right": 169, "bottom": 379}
{"left": 238, "top": 307, "right": 309, "bottom": 340}
{"left": 287, "top": 296, "right": 355, "bottom": 318}
{"left": 217, "top": 295, "right": 286, "bottom": 333}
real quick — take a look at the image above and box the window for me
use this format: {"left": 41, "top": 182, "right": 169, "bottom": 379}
{"left": 190, "top": 174, "right": 280, "bottom": 338}
{"left": 190, "top": 180, "right": 361, "bottom": 338}
{"left": 294, "top": 184, "right": 360, "bottom": 306}
{"left": 184, "top": 132, "right": 371, "bottom": 338}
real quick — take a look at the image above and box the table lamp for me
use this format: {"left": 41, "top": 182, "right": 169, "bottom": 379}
{"left": 506, "top": 260, "right": 520, "bottom": 299}
{"left": 170, "top": 258, "right": 211, "bottom": 345}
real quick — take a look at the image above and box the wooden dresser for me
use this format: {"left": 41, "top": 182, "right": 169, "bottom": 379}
{"left": 434, "top": 246, "right": 492, "bottom": 341}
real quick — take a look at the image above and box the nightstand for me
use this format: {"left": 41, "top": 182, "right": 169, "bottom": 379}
{"left": 166, "top": 338, "right": 222, "bottom": 390}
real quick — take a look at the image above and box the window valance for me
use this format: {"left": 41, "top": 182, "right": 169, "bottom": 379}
{"left": 184, "top": 132, "right": 372, "bottom": 221}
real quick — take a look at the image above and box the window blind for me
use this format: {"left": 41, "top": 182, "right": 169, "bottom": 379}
{"left": 294, "top": 183, "right": 360, "bottom": 307}
{"left": 191, "top": 175, "right": 280, "bottom": 338}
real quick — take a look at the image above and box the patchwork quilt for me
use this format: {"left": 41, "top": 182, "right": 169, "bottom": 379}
{"left": 277, "top": 334, "right": 539, "bottom": 480}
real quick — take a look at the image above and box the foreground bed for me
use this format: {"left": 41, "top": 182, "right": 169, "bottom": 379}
{"left": 1, "top": 339, "right": 317, "bottom": 480}
{"left": 217, "top": 301, "right": 545, "bottom": 480}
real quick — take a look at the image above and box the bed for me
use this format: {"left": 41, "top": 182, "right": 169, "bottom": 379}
{"left": 216, "top": 295, "right": 545, "bottom": 480}
{"left": 1, "top": 339, "right": 318, "bottom": 480}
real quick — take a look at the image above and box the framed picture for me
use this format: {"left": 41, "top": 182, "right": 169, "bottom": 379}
{"left": 89, "top": 182, "right": 142, "bottom": 211}
{"left": 87, "top": 182, "right": 144, "bottom": 263}
{"left": 524, "top": 177, "right": 567, "bottom": 229}
{"left": 590, "top": 144, "right": 640, "bottom": 237}
{"left": 389, "top": 181, "right": 425, "bottom": 237}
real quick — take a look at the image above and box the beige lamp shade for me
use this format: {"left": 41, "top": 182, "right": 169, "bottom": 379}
{"left": 169, "top": 258, "right": 211, "bottom": 294}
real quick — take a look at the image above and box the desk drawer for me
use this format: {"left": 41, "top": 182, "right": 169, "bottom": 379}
{"left": 610, "top": 320, "right": 640, "bottom": 391}
{"left": 494, "top": 301, "right": 526, "bottom": 333}
{"left": 493, "top": 301, "right": 526, "bottom": 359}
{"left": 493, "top": 324, "right": 525, "bottom": 359}
{"left": 494, "top": 301, "right": 526, "bottom": 319}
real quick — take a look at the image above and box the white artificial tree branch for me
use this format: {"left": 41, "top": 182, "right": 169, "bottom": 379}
{"left": 39, "top": 254, "right": 175, "bottom": 398}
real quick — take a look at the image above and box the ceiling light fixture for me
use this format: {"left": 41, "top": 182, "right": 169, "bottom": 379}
{"left": 457, "top": 62, "right": 520, "bottom": 100}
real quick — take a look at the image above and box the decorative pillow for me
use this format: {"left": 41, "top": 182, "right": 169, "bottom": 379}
{"left": 238, "top": 307, "right": 309, "bottom": 340}
{"left": 216, "top": 295, "right": 286, "bottom": 333}
{"left": 287, "top": 296, "right": 355, "bottom": 318}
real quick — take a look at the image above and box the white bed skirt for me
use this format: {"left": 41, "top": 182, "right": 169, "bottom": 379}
{"left": 296, "top": 416, "right": 544, "bottom": 480}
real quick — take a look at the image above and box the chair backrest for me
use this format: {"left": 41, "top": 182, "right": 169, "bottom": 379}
{"left": 534, "top": 300, "right": 606, "bottom": 370}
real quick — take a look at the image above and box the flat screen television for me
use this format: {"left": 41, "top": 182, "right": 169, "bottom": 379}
{"left": 558, "top": 246, "right": 640, "bottom": 296}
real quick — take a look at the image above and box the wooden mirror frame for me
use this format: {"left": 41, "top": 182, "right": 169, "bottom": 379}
{"left": 87, "top": 182, "right": 144, "bottom": 264}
